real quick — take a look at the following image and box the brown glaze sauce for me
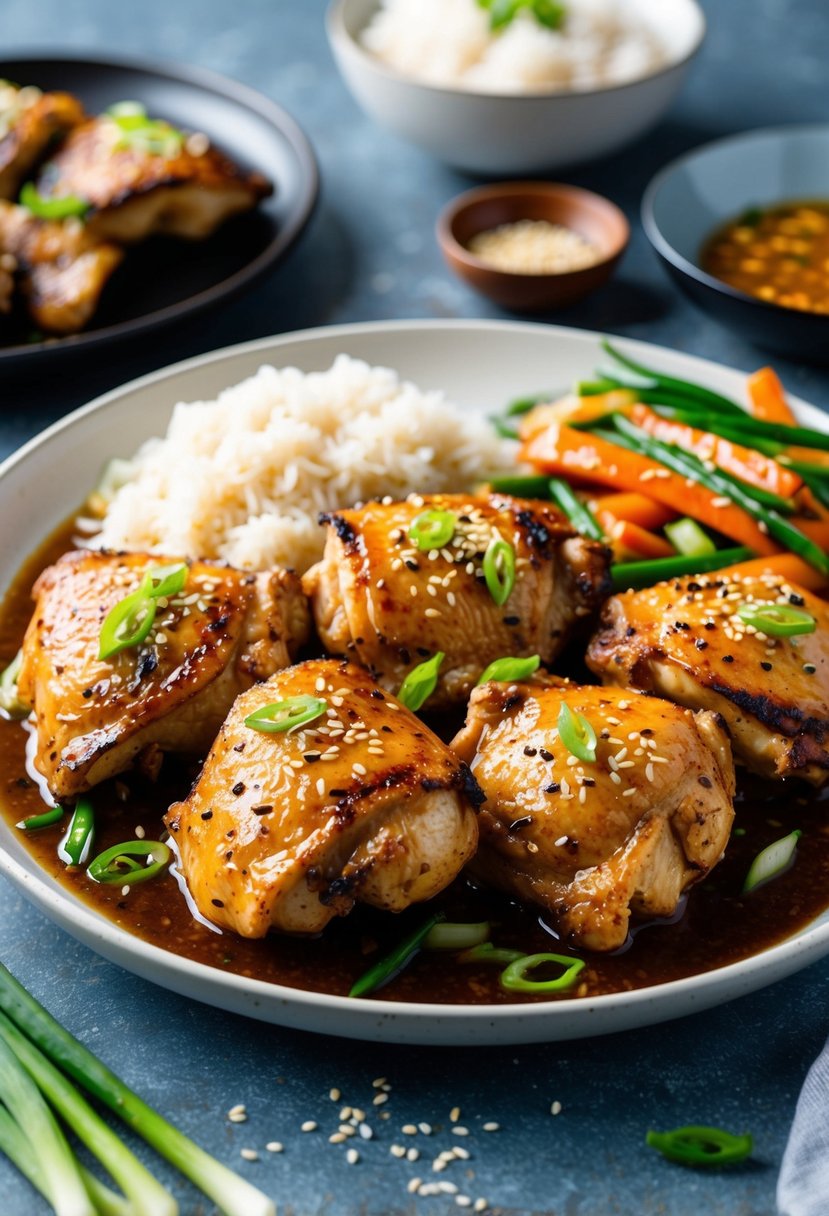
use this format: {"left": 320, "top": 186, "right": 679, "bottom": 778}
{"left": 3, "top": 517, "right": 829, "bottom": 1006}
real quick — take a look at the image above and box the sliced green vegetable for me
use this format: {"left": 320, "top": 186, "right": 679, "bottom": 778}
{"left": 244, "top": 695, "right": 327, "bottom": 734}
{"left": 16, "top": 806, "right": 64, "bottom": 832}
{"left": 487, "top": 474, "right": 552, "bottom": 498}
{"left": 664, "top": 518, "right": 716, "bottom": 558}
{"left": 350, "top": 912, "right": 444, "bottom": 998}
{"left": 106, "top": 100, "right": 146, "bottom": 119}
{"left": 423, "top": 921, "right": 490, "bottom": 951}
{"left": 500, "top": 952, "right": 585, "bottom": 994}
{"left": 479, "top": 0, "right": 566, "bottom": 32}
{"left": 646, "top": 1125, "right": 753, "bottom": 1168}
{"left": 459, "top": 942, "right": 524, "bottom": 966}
{"left": 736, "top": 602, "right": 816, "bottom": 637}
{"left": 601, "top": 339, "right": 744, "bottom": 415}
{"left": 0, "top": 649, "right": 28, "bottom": 719}
{"left": 477, "top": 654, "right": 540, "bottom": 686}
{"left": 408, "top": 509, "right": 456, "bottom": 551}
{"left": 397, "top": 652, "right": 444, "bottom": 713}
{"left": 483, "top": 535, "right": 516, "bottom": 606}
{"left": 558, "top": 702, "right": 597, "bottom": 763}
{"left": 97, "top": 587, "right": 156, "bottom": 661}
{"left": 548, "top": 478, "right": 605, "bottom": 540}
{"left": 58, "top": 800, "right": 95, "bottom": 868}
{"left": 505, "top": 393, "right": 551, "bottom": 416}
{"left": 19, "top": 181, "right": 89, "bottom": 220}
{"left": 610, "top": 546, "right": 753, "bottom": 592}
{"left": 0, "top": 962, "right": 276, "bottom": 1216}
{"left": 108, "top": 105, "right": 183, "bottom": 158}
{"left": 141, "top": 562, "right": 188, "bottom": 600}
{"left": 87, "top": 841, "right": 171, "bottom": 886}
{"left": 743, "top": 830, "right": 801, "bottom": 893}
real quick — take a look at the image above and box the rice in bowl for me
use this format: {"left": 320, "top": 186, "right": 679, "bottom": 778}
{"left": 92, "top": 355, "right": 514, "bottom": 573}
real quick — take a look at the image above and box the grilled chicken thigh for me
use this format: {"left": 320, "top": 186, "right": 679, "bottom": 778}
{"left": 0, "top": 83, "right": 85, "bottom": 200}
{"left": 303, "top": 493, "right": 610, "bottom": 708}
{"left": 37, "top": 115, "right": 272, "bottom": 245}
{"left": 0, "top": 199, "right": 123, "bottom": 333}
{"left": 452, "top": 678, "right": 735, "bottom": 951}
{"left": 587, "top": 570, "right": 829, "bottom": 785}
{"left": 18, "top": 550, "right": 309, "bottom": 800}
{"left": 165, "top": 658, "right": 481, "bottom": 937}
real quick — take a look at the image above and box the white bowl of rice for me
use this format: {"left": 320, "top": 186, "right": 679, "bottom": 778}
{"left": 327, "top": 0, "right": 705, "bottom": 175}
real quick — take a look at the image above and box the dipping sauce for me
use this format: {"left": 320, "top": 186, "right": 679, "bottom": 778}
{"left": 702, "top": 201, "right": 829, "bottom": 314}
{"left": 467, "top": 219, "right": 601, "bottom": 275}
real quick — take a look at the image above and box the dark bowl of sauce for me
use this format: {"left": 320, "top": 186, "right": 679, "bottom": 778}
{"left": 642, "top": 126, "right": 829, "bottom": 363}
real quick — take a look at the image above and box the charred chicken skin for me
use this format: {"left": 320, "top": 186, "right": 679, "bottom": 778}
{"left": 452, "top": 678, "right": 735, "bottom": 951}
{"left": 303, "top": 493, "right": 610, "bottom": 708}
{"left": 18, "top": 550, "right": 309, "bottom": 800}
{"left": 587, "top": 570, "right": 829, "bottom": 786}
{"left": 165, "top": 658, "right": 482, "bottom": 938}
{"left": 0, "top": 84, "right": 85, "bottom": 200}
{"left": 37, "top": 115, "right": 272, "bottom": 245}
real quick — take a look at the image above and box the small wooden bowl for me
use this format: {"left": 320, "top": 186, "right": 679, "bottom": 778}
{"left": 437, "top": 181, "right": 630, "bottom": 312}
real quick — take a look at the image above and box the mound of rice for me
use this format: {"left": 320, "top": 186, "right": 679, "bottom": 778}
{"left": 94, "top": 355, "right": 514, "bottom": 574}
{"left": 361, "top": 0, "right": 666, "bottom": 95}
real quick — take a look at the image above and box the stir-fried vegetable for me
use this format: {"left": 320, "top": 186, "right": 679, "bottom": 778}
{"left": 747, "top": 366, "right": 796, "bottom": 424}
{"left": 58, "top": 800, "right": 95, "bottom": 869}
{"left": 663, "top": 518, "right": 716, "bottom": 558}
{"left": 547, "top": 477, "right": 604, "bottom": 540}
{"left": 87, "top": 841, "right": 172, "bottom": 886}
{"left": 98, "top": 562, "right": 188, "bottom": 661}
{"left": 423, "top": 921, "right": 490, "bottom": 951}
{"left": 610, "top": 547, "right": 754, "bottom": 592}
{"left": 500, "top": 953, "right": 585, "bottom": 994}
{"left": 350, "top": 913, "right": 444, "bottom": 997}
{"left": 16, "top": 807, "right": 64, "bottom": 833}
{"left": 600, "top": 339, "right": 745, "bottom": 415}
{"left": 19, "top": 181, "right": 89, "bottom": 220}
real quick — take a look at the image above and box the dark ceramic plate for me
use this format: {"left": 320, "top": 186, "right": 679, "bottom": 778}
{"left": 0, "top": 53, "right": 318, "bottom": 366}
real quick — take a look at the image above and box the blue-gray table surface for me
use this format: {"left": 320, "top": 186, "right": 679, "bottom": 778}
{"left": 1, "top": 0, "right": 828, "bottom": 1212}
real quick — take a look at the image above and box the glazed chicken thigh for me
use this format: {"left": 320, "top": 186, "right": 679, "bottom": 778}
{"left": 587, "top": 570, "right": 829, "bottom": 785}
{"left": 165, "top": 658, "right": 481, "bottom": 937}
{"left": 0, "top": 83, "right": 85, "bottom": 200}
{"left": 452, "top": 678, "right": 735, "bottom": 951}
{"left": 303, "top": 493, "right": 610, "bottom": 708}
{"left": 18, "top": 550, "right": 309, "bottom": 800}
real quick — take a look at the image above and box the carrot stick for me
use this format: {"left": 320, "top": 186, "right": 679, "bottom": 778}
{"left": 792, "top": 518, "right": 829, "bottom": 550}
{"left": 795, "top": 485, "right": 829, "bottom": 522}
{"left": 748, "top": 367, "right": 796, "bottom": 425}
{"left": 629, "top": 404, "right": 802, "bottom": 498}
{"left": 520, "top": 423, "right": 779, "bottom": 555}
{"left": 603, "top": 518, "right": 675, "bottom": 561}
{"left": 717, "top": 552, "right": 829, "bottom": 594}
{"left": 518, "top": 390, "right": 635, "bottom": 441}
{"left": 590, "top": 492, "right": 676, "bottom": 530}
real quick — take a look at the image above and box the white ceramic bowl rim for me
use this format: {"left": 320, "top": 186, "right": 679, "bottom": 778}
{"left": 641, "top": 122, "right": 829, "bottom": 320}
{"left": 327, "top": 0, "right": 707, "bottom": 104}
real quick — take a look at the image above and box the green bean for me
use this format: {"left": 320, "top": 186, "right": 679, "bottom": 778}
{"left": 547, "top": 478, "right": 605, "bottom": 540}
{"left": 601, "top": 339, "right": 745, "bottom": 414}
{"left": 610, "top": 547, "right": 754, "bottom": 592}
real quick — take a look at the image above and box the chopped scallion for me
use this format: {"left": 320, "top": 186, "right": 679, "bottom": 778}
{"left": 547, "top": 477, "right": 604, "bottom": 540}
{"left": 397, "top": 652, "right": 444, "bottom": 713}
{"left": 477, "top": 654, "right": 540, "bottom": 686}
{"left": 58, "top": 800, "right": 95, "bottom": 869}
{"left": 664, "top": 518, "right": 716, "bottom": 558}
{"left": 483, "top": 535, "right": 516, "bottom": 606}
{"left": 19, "top": 181, "right": 89, "bottom": 220}
{"left": 743, "top": 830, "right": 801, "bottom": 893}
{"left": 349, "top": 913, "right": 444, "bottom": 998}
{"left": 408, "top": 509, "right": 456, "bottom": 551}
{"left": 423, "top": 921, "right": 490, "bottom": 951}
{"left": 646, "top": 1125, "right": 753, "bottom": 1168}
{"left": 736, "top": 602, "right": 816, "bottom": 637}
{"left": 500, "top": 952, "right": 585, "bottom": 994}
{"left": 557, "top": 702, "right": 597, "bottom": 763}
{"left": 244, "top": 695, "right": 327, "bottom": 734}
{"left": 16, "top": 806, "right": 64, "bottom": 832}
{"left": 87, "top": 841, "right": 171, "bottom": 886}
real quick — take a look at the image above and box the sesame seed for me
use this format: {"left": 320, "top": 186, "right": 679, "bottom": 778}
{"left": 330, "top": 1132, "right": 346, "bottom": 1144}
{"left": 359, "top": 1123, "right": 373, "bottom": 1140}
{"left": 439, "top": 1181, "right": 459, "bottom": 1195}
{"left": 352, "top": 1108, "right": 366, "bottom": 1122}
{"left": 474, "top": 1201, "right": 488, "bottom": 1213}
{"left": 402, "top": 1123, "right": 418, "bottom": 1135}
{"left": 457, "top": 1198, "right": 472, "bottom": 1209}
{"left": 329, "top": 1087, "right": 341, "bottom": 1102}
{"left": 339, "top": 1124, "right": 356, "bottom": 1137}
{"left": 391, "top": 1144, "right": 406, "bottom": 1157}
{"left": 134, "top": 825, "right": 146, "bottom": 839}
{"left": 372, "top": 1091, "right": 388, "bottom": 1105}
{"left": 266, "top": 1141, "right": 283, "bottom": 1153}
{"left": 340, "top": 1106, "right": 352, "bottom": 1120}
{"left": 425, "top": 607, "right": 441, "bottom": 618}
{"left": 407, "top": 1178, "right": 422, "bottom": 1194}
{"left": 418, "top": 1122, "right": 432, "bottom": 1135}
{"left": 228, "top": 1104, "right": 247, "bottom": 1122}
{"left": 407, "top": 1147, "right": 420, "bottom": 1162}
{"left": 551, "top": 1101, "right": 562, "bottom": 1115}
{"left": 453, "top": 1146, "right": 470, "bottom": 1160}
{"left": 316, "top": 777, "right": 325, "bottom": 796}
{"left": 452, "top": 1126, "right": 470, "bottom": 1137}
{"left": 121, "top": 885, "right": 130, "bottom": 896}
{"left": 482, "top": 1122, "right": 500, "bottom": 1132}
{"left": 623, "top": 787, "right": 636, "bottom": 797}
{"left": 450, "top": 1107, "right": 461, "bottom": 1123}
{"left": 346, "top": 1148, "right": 360, "bottom": 1165}
{"left": 301, "top": 1121, "right": 317, "bottom": 1132}
{"left": 240, "top": 1148, "right": 259, "bottom": 1161}
{"left": 609, "top": 771, "right": 622, "bottom": 785}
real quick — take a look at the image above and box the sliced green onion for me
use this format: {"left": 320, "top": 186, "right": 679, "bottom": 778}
{"left": 423, "top": 921, "right": 490, "bottom": 951}
{"left": 477, "top": 654, "right": 540, "bottom": 686}
{"left": 408, "top": 509, "right": 456, "bottom": 551}
{"left": 244, "top": 694, "right": 327, "bottom": 734}
{"left": 547, "top": 477, "right": 605, "bottom": 540}
{"left": 106, "top": 100, "right": 146, "bottom": 119}
{"left": 140, "top": 561, "right": 188, "bottom": 600}
{"left": 0, "top": 962, "right": 276, "bottom": 1216}
{"left": 459, "top": 942, "right": 524, "bottom": 966}
{"left": 109, "top": 110, "right": 183, "bottom": 158}
{"left": 610, "top": 546, "right": 753, "bottom": 592}
{"left": 505, "top": 393, "right": 551, "bottom": 416}
{"left": 97, "top": 587, "right": 156, "bottom": 661}
{"left": 487, "top": 474, "right": 552, "bottom": 498}
{"left": 646, "top": 1125, "right": 753, "bottom": 1168}
{"left": 736, "top": 602, "right": 816, "bottom": 637}
{"left": 87, "top": 841, "right": 171, "bottom": 886}
{"left": 16, "top": 806, "right": 63, "bottom": 832}
{"left": 0, "top": 649, "right": 28, "bottom": 720}
{"left": 490, "top": 416, "right": 520, "bottom": 439}
{"left": 483, "top": 536, "right": 516, "bottom": 606}
{"left": 601, "top": 339, "right": 744, "bottom": 415}
{"left": 576, "top": 378, "right": 620, "bottom": 397}
{"left": 397, "top": 652, "right": 444, "bottom": 713}
{"left": 19, "top": 181, "right": 89, "bottom": 220}
{"left": 349, "top": 912, "right": 444, "bottom": 998}
{"left": 558, "top": 702, "right": 597, "bottom": 763}
{"left": 743, "top": 830, "right": 801, "bottom": 894}
{"left": 664, "top": 518, "right": 716, "bottom": 558}
{"left": 500, "top": 952, "right": 585, "bottom": 994}
{"left": 58, "top": 799, "right": 95, "bottom": 868}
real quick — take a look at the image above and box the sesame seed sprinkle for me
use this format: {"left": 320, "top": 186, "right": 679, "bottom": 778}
{"left": 240, "top": 1148, "right": 259, "bottom": 1161}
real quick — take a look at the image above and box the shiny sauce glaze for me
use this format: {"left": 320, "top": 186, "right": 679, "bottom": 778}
{"left": 3, "top": 518, "right": 829, "bottom": 1005}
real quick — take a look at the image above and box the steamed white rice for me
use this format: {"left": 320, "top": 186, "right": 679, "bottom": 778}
{"left": 361, "top": 0, "right": 667, "bottom": 95}
{"left": 93, "top": 355, "right": 514, "bottom": 574}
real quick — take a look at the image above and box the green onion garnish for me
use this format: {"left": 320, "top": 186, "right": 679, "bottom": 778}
{"left": 557, "top": 702, "right": 597, "bottom": 763}
{"left": 477, "top": 654, "right": 540, "bottom": 685}
{"left": 505, "top": 392, "right": 551, "bottom": 416}
{"left": 479, "top": 0, "right": 566, "bottom": 33}
{"left": 141, "top": 561, "right": 188, "bottom": 599}
{"left": 500, "top": 952, "right": 585, "bottom": 994}
{"left": 397, "top": 652, "right": 444, "bottom": 713}
{"left": 244, "top": 695, "right": 327, "bottom": 734}
{"left": 423, "top": 921, "right": 490, "bottom": 951}
{"left": 601, "top": 339, "right": 745, "bottom": 416}
{"left": 87, "top": 840, "right": 172, "bottom": 886}
{"left": 459, "top": 942, "right": 525, "bottom": 966}
{"left": 107, "top": 104, "right": 184, "bottom": 158}
{"left": 664, "top": 518, "right": 716, "bottom": 558}
{"left": 646, "top": 1125, "right": 753, "bottom": 1168}
{"left": 408, "top": 509, "right": 456, "bottom": 551}
{"left": 98, "top": 562, "right": 188, "bottom": 661}
{"left": 58, "top": 799, "right": 95, "bottom": 868}
{"left": 349, "top": 912, "right": 444, "bottom": 998}
{"left": 743, "top": 830, "right": 801, "bottom": 894}
{"left": 106, "top": 100, "right": 147, "bottom": 119}
{"left": 736, "top": 602, "right": 816, "bottom": 637}
{"left": 483, "top": 535, "right": 516, "bottom": 606}
{"left": 16, "top": 806, "right": 63, "bottom": 832}
{"left": 18, "top": 181, "right": 89, "bottom": 220}
{"left": 548, "top": 478, "right": 605, "bottom": 541}
{"left": 0, "top": 649, "right": 28, "bottom": 720}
